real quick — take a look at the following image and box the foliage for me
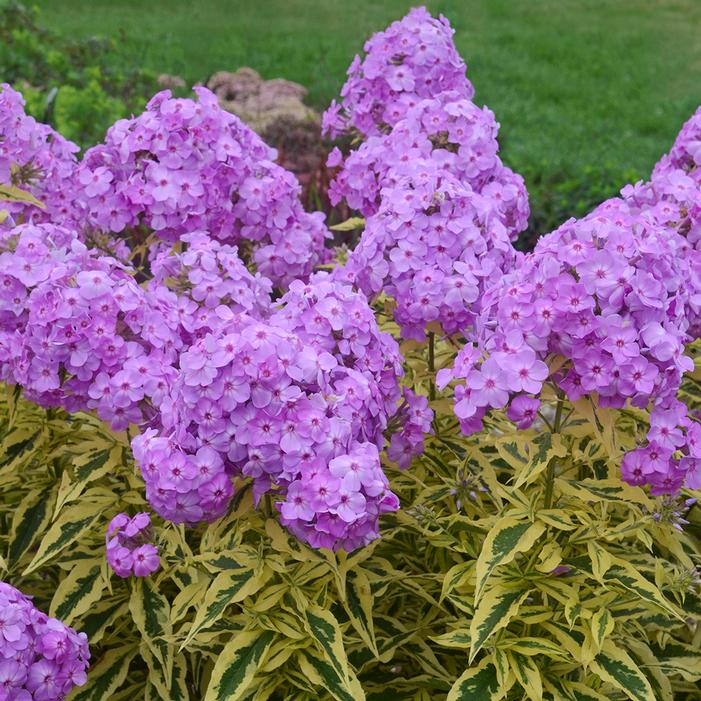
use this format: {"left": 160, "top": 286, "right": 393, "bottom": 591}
{"left": 0, "top": 0, "right": 161, "bottom": 147}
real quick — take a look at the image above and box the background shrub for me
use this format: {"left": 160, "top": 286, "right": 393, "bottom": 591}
{"left": 0, "top": 0, "right": 161, "bottom": 147}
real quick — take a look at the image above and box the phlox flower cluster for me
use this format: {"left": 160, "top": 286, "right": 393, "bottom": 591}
{"left": 618, "top": 108, "right": 701, "bottom": 328}
{"left": 327, "top": 91, "right": 528, "bottom": 231}
{"left": 105, "top": 512, "right": 160, "bottom": 578}
{"left": 0, "top": 223, "right": 180, "bottom": 430}
{"left": 132, "top": 314, "right": 400, "bottom": 551}
{"left": 387, "top": 387, "right": 434, "bottom": 468}
{"left": 322, "top": 6, "right": 473, "bottom": 139}
{"left": 76, "top": 87, "right": 330, "bottom": 289}
{"left": 652, "top": 106, "right": 701, "bottom": 177}
{"left": 146, "top": 230, "right": 272, "bottom": 344}
{"left": 333, "top": 161, "right": 520, "bottom": 340}
{"left": 270, "top": 276, "right": 404, "bottom": 423}
{"left": 439, "top": 194, "right": 701, "bottom": 494}
{"left": 325, "top": 11, "right": 528, "bottom": 342}
{"left": 0, "top": 581, "right": 89, "bottom": 701}
{"left": 0, "top": 85, "right": 82, "bottom": 229}
{"left": 622, "top": 404, "right": 701, "bottom": 494}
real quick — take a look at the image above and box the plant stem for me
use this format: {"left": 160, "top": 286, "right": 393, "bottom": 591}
{"left": 428, "top": 331, "right": 436, "bottom": 402}
{"left": 543, "top": 393, "right": 564, "bottom": 510}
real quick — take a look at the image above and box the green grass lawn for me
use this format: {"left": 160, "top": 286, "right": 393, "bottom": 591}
{"left": 30, "top": 0, "right": 701, "bottom": 231}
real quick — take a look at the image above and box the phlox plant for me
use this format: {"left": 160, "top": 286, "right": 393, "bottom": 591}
{"left": 0, "top": 5, "right": 700, "bottom": 701}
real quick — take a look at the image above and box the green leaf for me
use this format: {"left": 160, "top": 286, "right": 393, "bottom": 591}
{"left": 492, "top": 648, "right": 511, "bottom": 692}
{"left": 513, "top": 432, "right": 566, "bottom": 489}
{"left": 590, "top": 643, "right": 655, "bottom": 701}
{"left": 344, "top": 568, "right": 378, "bottom": 657}
{"left": 536, "top": 509, "right": 577, "bottom": 531}
{"left": 605, "top": 561, "right": 682, "bottom": 619}
{"left": 171, "top": 579, "right": 209, "bottom": 624}
{"left": 0, "top": 183, "right": 45, "bottom": 208}
{"left": 440, "top": 561, "right": 473, "bottom": 601}
{"left": 8, "top": 485, "right": 55, "bottom": 566}
{"left": 180, "top": 566, "right": 269, "bottom": 649}
{"left": 506, "top": 650, "right": 543, "bottom": 700}
{"left": 556, "top": 479, "right": 651, "bottom": 507}
{"left": 303, "top": 605, "right": 354, "bottom": 687}
{"left": 535, "top": 540, "right": 563, "bottom": 572}
{"left": 541, "top": 621, "right": 584, "bottom": 662}
{"left": 297, "top": 649, "right": 366, "bottom": 701}
{"left": 431, "top": 628, "right": 472, "bottom": 649}
{"left": 496, "top": 435, "right": 530, "bottom": 468}
{"left": 140, "top": 644, "right": 190, "bottom": 701}
{"left": 265, "top": 519, "right": 323, "bottom": 562}
{"left": 564, "top": 592, "right": 581, "bottom": 628}
{"left": 373, "top": 614, "right": 419, "bottom": 663}
{"left": 258, "top": 637, "right": 302, "bottom": 673}
{"left": 0, "top": 424, "right": 45, "bottom": 473}
{"left": 556, "top": 681, "right": 610, "bottom": 701}
{"left": 204, "top": 630, "right": 276, "bottom": 701}
{"left": 470, "top": 585, "right": 530, "bottom": 662}
{"left": 55, "top": 445, "right": 122, "bottom": 514}
{"left": 589, "top": 608, "right": 613, "bottom": 653}
{"left": 654, "top": 641, "right": 701, "bottom": 681}
{"left": 50, "top": 560, "right": 104, "bottom": 625}
{"left": 474, "top": 516, "right": 546, "bottom": 601}
{"left": 626, "top": 640, "right": 673, "bottom": 701}
{"left": 587, "top": 542, "right": 612, "bottom": 582}
{"left": 329, "top": 216, "right": 365, "bottom": 231}
{"left": 129, "top": 577, "right": 173, "bottom": 682}
{"left": 77, "top": 598, "right": 128, "bottom": 643}
{"left": 447, "top": 660, "right": 500, "bottom": 701}
{"left": 22, "top": 503, "right": 101, "bottom": 575}
{"left": 65, "top": 644, "right": 137, "bottom": 701}
{"left": 500, "top": 637, "right": 568, "bottom": 659}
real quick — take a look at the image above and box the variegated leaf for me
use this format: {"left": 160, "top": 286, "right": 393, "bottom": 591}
{"left": 590, "top": 643, "right": 655, "bottom": 701}
{"left": 447, "top": 660, "right": 501, "bottom": 701}
{"left": 475, "top": 516, "right": 546, "bottom": 601}
{"left": 470, "top": 585, "right": 530, "bottom": 662}
{"left": 204, "top": 630, "right": 276, "bottom": 701}
{"left": 50, "top": 560, "right": 104, "bottom": 625}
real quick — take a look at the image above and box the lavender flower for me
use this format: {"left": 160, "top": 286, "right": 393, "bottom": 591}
{"left": 0, "top": 581, "right": 90, "bottom": 700}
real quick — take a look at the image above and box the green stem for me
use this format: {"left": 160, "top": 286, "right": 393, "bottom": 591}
{"left": 428, "top": 331, "right": 436, "bottom": 402}
{"left": 543, "top": 394, "right": 564, "bottom": 510}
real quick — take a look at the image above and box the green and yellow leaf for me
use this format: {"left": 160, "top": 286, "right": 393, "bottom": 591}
{"left": 474, "top": 515, "right": 546, "bottom": 601}
{"left": 506, "top": 650, "right": 543, "bottom": 700}
{"left": 180, "top": 566, "right": 270, "bottom": 649}
{"left": 297, "top": 649, "right": 365, "bottom": 701}
{"left": 65, "top": 644, "right": 137, "bottom": 701}
{"left": 447, "top": 659, "right": 501, "bottom": 701}
{"left": 204, "top": 630, "right": 276, "bottom": 701}
{"left": 470, "top": 585, "right": 530, "bottom": 662}
{"left": 8, "top": 485, "right": 55, "bottom": 566}
{"left": 22, "top": 503, "right": 102, "bottom": 575}
{"left": 303, "top": 605, "right": 354, "bottom": 687}
{"left": 50, "top": 560, "right": 104, "bottom": 625}
{"left": 129, "top": 577, "right": 173, "bottom": 681}
{"left": 344, "top": 568, "right": 378, "bottom": 657}
{"left": 590, "top": 643, "right": 655, "bottom": 701}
